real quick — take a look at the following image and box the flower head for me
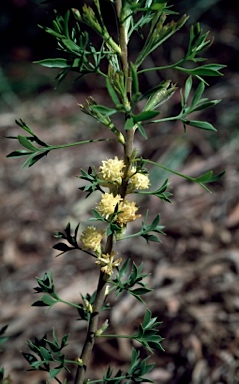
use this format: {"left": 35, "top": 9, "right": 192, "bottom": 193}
{"left": 95, "top": 251, "right": 122, "bottom": 276}
{"left": 127, "top": 166, "right": 150, "bottom": 192}
{"left": 99, "top": 157, "right": 125, "bottom": 185}
{"left": 129, "top": 172, "right": 150, "bottom": 191}
{"left": 96, "top": 193, "right": 122, "bottom": 219}
{"left": 80, "top": 226, "right": 104, "bottom": 253}
{"left": 117, "top": 200, "right": 141, "bottom": 225}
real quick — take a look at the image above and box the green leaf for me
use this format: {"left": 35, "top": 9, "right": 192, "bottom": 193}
{"left": 137, "top": 123, "right": 148, "bottom": 139}
{"left": 15, "top": 119, "right": 34, "bottom": 135}
{"left": 34, "top": 58, "right": 71, "bottom": 69}
{"left": 192, "top": 99, "right": 220, "bottom": 112}
{"left": 17, "top": 135, "right": 37, "bottom": 151}
{"left": 196, "top": 170, "right": 225, "bottom": 184}
{"left": 52, "top": 242, "right": 75, "bottom": 254}
{"left": 131, "top": 287, "right": 152, "bottom": 296}
{"left": 191, "top": 81, "right": 205, "bottom": 109}
{"left": 22, "top": 353, "right": 38, "bottom": 366}
{"left": 125, "top": 116, "right": 135, "bottom": 130}
{"left": 39, "top": 346, "right": 52, "bottom": 361}
{"left": 183, "top": 119, "right": 217, "bottom": 131}
{"left": 90, "top": 105, "right": 117, "bottom": 117}
{"left": 130, "top": 62, "right": 140, "bottom": 102}
{"left": 49, "top": 366, "right": 63, "bottom": 378}
{"left": 106, "top": 77, "right": 121, "bottom": 108}
{"left": 21, "top": 150, "right": 50, "bottom": 168}
{"left": 40, "top": 294, "right": 58, "bottom": 307}
{"left": 134, "top": 110, "right": 159, "bottom": 123}
{"left": 184, "top": 76, "right": 192, "bottom": 103}
{"left": 118, "top": 258, "right": 131, "bottom": 279}
{"left": 177, "top": 63, "right": 226, "bottom": 77}
{"left": 6, "top": 150, "right": 33, "bottom": 158}
{"left": 41, "top": 26, "right": 63, "bottom": 39}
{"left": 62, "top": 38, "right": 80, "bottom": 53}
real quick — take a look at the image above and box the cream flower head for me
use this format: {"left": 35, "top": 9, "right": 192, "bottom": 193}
{"left": 99, "top": 157, "right": 125, "bottom": 185}
{"left": 95, "top": 251, "right": 122, "bottom": 276}
{"left": 96, "top": 193, "right": 122, "bottom": 219}
{"left": 127, "top": 166, "right": 150, "bottom": 191}
{"left": 80, "top": 226, "right": 105, "bottom": 253}
{"left": 129, "top": 172, "right": 150, "bottom": 190}
{"left": 117, "top": 200, "right": 141, "bottom": 225}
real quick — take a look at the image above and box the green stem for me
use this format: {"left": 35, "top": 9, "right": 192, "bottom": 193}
{"left": 47, "top": 138, "right": 115, "bottom": 151}
{"left": 74, "top": 235, "right": 113, "bottom": 384}
{"left": 57, "top": 298, "right": 82, "bottom": 309}
{"left": 86, "top": 376, "right": 129, "bottom": 383}
{"left": 148, "top": 115, "right": 180, "bottom": 123}
{"left": 136, "top": 158, "right": 196, "bottom": 182}
{"left": 74, "top": 2, "right": 133, "bottom": 382}
{"left": 73, "top": 273, "right": 108, "bottom": 384}
{"left": 137, "top": 58, "right": 185, "bottom": 74}
{"left": 96, "top": 333, "right": 132, "bottom": 339}
{"left": 135, "top": 158, "right": 211, "bottom": 192}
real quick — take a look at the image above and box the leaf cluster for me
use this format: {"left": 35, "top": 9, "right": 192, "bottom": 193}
{"left": 78, "top": 167, "right": 105, "bottom": 197}
{"left": 35, "top": 9, "right": 108, "bottom": 84}
{"left": 110, "top": 258, "right": 152, "bottom": 303}
{"left": 150, "top": 76, "right": 222, "bottom": 132}
{"left": 32, "top": 271, "right": 59, "bottom": 309}
{"left": 121, "top": 211, "right": 165, "bottom": 243}
{"left": 137, "top": 178, "right": 173, "bottom": 203}
{"left": 53, "top": 222, "right": 82, "bottom": 255}
{"left": 102, "top": 347, "right": 155, "bottom": 383}
{"left": 6, "top": 119, "right": 50, "bottom": 167}
{"left": 23, "top": 329, "right": 72, "bottom": 382}
{"left": 6, "top": 119, "right": 112, "bottom": 168}
{"left": 133, "top": 309, "right": 164, "bottom": 353}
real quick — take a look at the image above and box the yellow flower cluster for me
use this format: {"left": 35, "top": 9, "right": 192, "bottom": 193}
{"left": 80, "top": 226, "right": 104, "bottom": 253}
{"left": 95, "top": 251, "right": 122, "bottom": 276}
{"left": 96, "top": 193, "right": 122, "bottom": 219}
{"left": 98, "top": 158, "right": 150, "bottom": 192}
{"left": 96, "top": 193, "right": 140, "bottom": 225}
{"left": 99, "top": 156, "right": 125, "bottom": 185}
{"left": 127, "top": 168, "right": 150, "bottom": 192}
{"left": 80, "top": 158, "right": 150, "bottom": 277}
{"left": 117, "top": 200, "right": 141, "bottom": 225}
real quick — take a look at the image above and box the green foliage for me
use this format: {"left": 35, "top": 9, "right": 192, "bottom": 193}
{"left": 6, "top": 119, "right": 112, "bottom": 168}
{"left": 133, "top": 309, "right": 164, "bottom": 353}
{"left": 137, "top": 178, "right": 173, "bottom": 203}
{"left": 78, "top": 167, "right": 106, "bottom": 197}
{"left": 23, "top": 329, "right": 74, "bottom": 382}
{"left": 110, "top": 258, "right": 152, "bottom": 303}
{"left": 53, "top": 222, "right": 82, "bottom": 256}
{"left": 100, "top": 348, "right": 155, "bottom": 383}
{"left": 121, "top": 211, "right": 165, "bottom": 243}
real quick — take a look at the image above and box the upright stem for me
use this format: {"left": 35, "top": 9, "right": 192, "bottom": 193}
{"left": 74, "top": 235, "right": 113, "bottom": 384}
{"left": 117, "top": 0, "right": 134, "bottom": 197}
{"left": 74, "top": 2, "right": 133, "bottom": 382}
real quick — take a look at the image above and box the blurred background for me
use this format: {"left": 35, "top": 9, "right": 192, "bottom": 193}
{"left": 1, "top": 1, "right": 239, "bottom": 383}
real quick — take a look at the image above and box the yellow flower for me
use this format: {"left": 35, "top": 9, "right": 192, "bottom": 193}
{"left": 96, "top": 193, "right": 122, "bottom": 219}
{"left": 99, "top": 157, "right": 125, "bottom": 185}
{"left": 117, "top": 200, "right": 141, "bottom": 225}
{"left": 127, "top": 166, "right": 150, "bottom": 191}
{"left": 129, "top": 172, "right": 150, "bottom": 191}
{"left": 95, "top": 251, "right": 122, "bottom": 276}
{"left": 80, "top": 226, "right": 104, "bottom": 253}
